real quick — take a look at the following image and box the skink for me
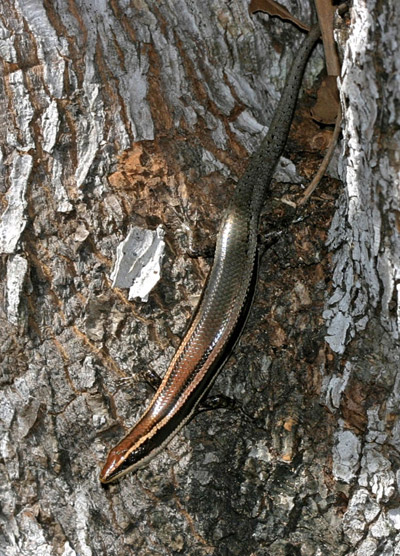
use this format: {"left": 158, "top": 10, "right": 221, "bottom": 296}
{"left": 100, "top": 23, "right": 321, "bottom": 483}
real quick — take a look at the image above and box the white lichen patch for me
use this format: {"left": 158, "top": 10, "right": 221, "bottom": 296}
{"left": 341, "top": 398, "right": 399, "bottom": 552}
{"left": 247, "top": 440, "right": 273, "bottom": 463}
{"left": 41, "top": 100, "right": 59, "bottom": 153}
{"left": 75, "top": 85, "right": 105, "bottom": 188}
{"left": 51, "top": 157, "right": 73, "bottom": 213}
{"left": 342, "top": 488, "right": 380, "bottom": 544}
{"left": 111, "top": 225, "right": 165, "bottom": 302}
{"left": 0, "top": 19, "right": 17, "bottom": 63}
{"left": 323, "top": 362, "right": 351, "bottom": 410}
{"left": 387, "top": 508, "right": 400, "bottom": 530}
{"left": 0, "top": 154, "right": 33, "bottom": 254}
{"left": 7, "top": 70, "right": 34, "bottom": 150}
{"left": 359, "top": 446, "right": 395, "bottom": 502}
{"left": 332, "top": 427, "right": 361, "bottom": 482}
{"left": 6, "top": 254, "right": 28, "bottom": 325}
{"left": 342, "top": 487, "right": 399, "bottom": 552}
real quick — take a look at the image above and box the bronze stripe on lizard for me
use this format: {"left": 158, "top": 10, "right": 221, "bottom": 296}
{"left": 100, "top": 23, "right": 321, "bottom": 484}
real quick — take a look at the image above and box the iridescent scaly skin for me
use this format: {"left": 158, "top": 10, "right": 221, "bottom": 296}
{"left": 100, "top": 24, "right": 321, "bottom": 483}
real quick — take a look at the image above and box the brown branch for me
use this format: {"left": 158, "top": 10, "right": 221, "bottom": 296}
{"left": 297, "top": 103, "right": 342, "bottom": 206}
{"left": 314, "top": 0, "right": 341, "bottom": 76}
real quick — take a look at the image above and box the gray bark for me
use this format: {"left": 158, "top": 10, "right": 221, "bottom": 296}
{"left": 0, "top": 0, "right": 399, "bottom": 555}
{"left": 322, "top": 1, "right": 400, "bottom": 554}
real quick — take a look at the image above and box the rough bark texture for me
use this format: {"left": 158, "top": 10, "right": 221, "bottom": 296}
{"left": 0, "top": 1, "right": 399, "bottom": 555}
{"left": 322, "top": 1, "right": 400, "bottom": 554}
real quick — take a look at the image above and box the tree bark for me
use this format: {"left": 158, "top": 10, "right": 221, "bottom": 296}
{"left": 0, "top": 1, "right": 399, "bottom": 555}
{"left": 322, "top": 1, "right": 400, "bottom": 554}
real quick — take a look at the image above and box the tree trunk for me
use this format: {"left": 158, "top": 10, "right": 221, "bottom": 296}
{"left": 0, "top": 1, "right": 399, "bottom": 555}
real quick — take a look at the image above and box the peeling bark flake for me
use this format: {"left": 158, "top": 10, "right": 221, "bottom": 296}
{"left": 110, "top": 225, "right": 165, "bottom": 302}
